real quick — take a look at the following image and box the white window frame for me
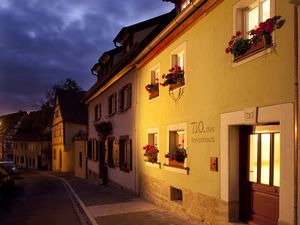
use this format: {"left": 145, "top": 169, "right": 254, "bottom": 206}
{"left": 233, "top": 0, "right": 275, "bottom": 65}
{"left": 233, "top": 0, "right": 274, "bottom": 38}
{"left": 170, "top": 42, "right": 186, "bottom": 70}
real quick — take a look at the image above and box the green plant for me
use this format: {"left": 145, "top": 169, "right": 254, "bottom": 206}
{"left": 94, "top": 121, "right": 112, "bottom": 139}
{"left": 145, "top": 82, "right": 159, "bottom": 94}
{"left": 143, "top": 144, "right": 159, "bottom": 163}
{"left": 161, "top": 65, "right": 184, "bottom": 87}
{"left": 225, "top": 16, "right": 285, "bottom": 57}
{"left": 165, "top": 145, "right": 186, "bottom": 163}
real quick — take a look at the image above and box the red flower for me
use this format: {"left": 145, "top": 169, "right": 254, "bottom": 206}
{"left": 255, "top": 28, "right": 263, "bottom": 36}
{"left": 235, "top": 31, "right": 241, "bottom": 36}
{"left": 264, "top": 25, "right": 273, "bottom": 33}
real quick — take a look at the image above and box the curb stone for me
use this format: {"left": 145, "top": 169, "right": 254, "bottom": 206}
{"left": 46, "top": 173, "right": 99, "bottom": 225}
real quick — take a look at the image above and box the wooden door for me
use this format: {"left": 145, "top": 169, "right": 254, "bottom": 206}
{"left": 240, "top": 125, "right": 280, "bottom": 225}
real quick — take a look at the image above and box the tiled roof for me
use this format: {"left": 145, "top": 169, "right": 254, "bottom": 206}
{"left": 12, "top": 108, "right": 52, "bottom": 141}
{"left": 0, "top": 111, "right": 27, "bottom": 137}
{"left": 56, "top": 89, "right": 88, "bottom": 124}
{"left": 84, "top": 10, "right": 176, "bottom": 101}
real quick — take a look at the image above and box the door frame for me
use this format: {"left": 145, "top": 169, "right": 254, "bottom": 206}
{"left": 220, "top": 103, "right": 294, "bottom": 224}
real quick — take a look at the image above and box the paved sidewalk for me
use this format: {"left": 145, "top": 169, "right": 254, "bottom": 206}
{"left": 53, "top": 173, "right": 203, "bottom": 225}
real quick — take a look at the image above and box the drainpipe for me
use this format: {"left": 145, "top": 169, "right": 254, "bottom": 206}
{"left": 292, "top": 2, "right": 299, "bottom": 225}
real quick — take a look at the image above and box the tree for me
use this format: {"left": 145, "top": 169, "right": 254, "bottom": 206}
{"left": 34, "top": 78, "right": 83, "bottom": 110}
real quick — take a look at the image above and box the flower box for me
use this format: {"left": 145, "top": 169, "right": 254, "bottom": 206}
{"left": 149, "top": 89, "right": 159, "bottom": 99}
{"left": 169, "top": 77, "right": 185, "bottom": 90}
{"left": 226, "top": 16, "right": 285, "bottom": 62}
{"left": 161, "top": 65, "right": 185, "bottom": 89}
{"left": 168, "top": 160, "right": 184, "bottom": 168}
{"left": 233, "top": 37, "right": 272, "bottom": 62}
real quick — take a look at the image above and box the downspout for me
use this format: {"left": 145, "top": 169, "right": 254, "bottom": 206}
{"left": 294, "top": 4, "right": 299, "bottom": 225}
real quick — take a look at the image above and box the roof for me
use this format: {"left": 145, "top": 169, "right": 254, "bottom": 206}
{"left": 56, "top": 89, "right": 88, "bottom": 124}
{"left": 85, "top": 10, "right": 176, "bottom": 102}
{"left": 12, "top": 108, "right": 52, "bottom": 141}
{"left": 113, "top": 10, "right": 176, "bottom": 45}
{"left": 0, "top": 111, "right": 27, "bottom": 137}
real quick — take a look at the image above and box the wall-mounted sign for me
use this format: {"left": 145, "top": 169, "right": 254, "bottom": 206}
{"left": 190, "top": 121, "right": 215, "bottom": 143}
{"left": 244, "top": 107, "right": 257, "bottom": 124}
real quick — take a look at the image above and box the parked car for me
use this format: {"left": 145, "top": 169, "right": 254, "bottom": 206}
{"left": 0, "top": 164, "right": 15, "bottom": 189}
{"left": 0, "top": 161, "right": 18, "bottom": 177}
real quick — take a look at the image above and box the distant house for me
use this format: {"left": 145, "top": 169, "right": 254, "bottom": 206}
{"left": 0, "top": 111, "right": 27, "bottom": 161}
{"left": 52, "top": 89, "right": 87, "bottom": 172}
{"left": 84, "top": 11, "right": 175, "bottom": 191}
{"left": 12, "top": 108, "right": 52, "bottom": 170}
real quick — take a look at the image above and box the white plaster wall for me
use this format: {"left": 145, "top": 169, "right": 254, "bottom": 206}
{"left": 87, "top": 69, "right": 138, "bottom": 193}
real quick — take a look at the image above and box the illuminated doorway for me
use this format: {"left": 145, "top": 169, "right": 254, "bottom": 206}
{"left": 239, "top": 125, "right": 280, "bottom": 225}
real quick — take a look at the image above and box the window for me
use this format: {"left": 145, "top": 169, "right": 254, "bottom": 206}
{"left": 170, "top": 186, "right": 183, "bottom": 202}
{"left": 87, "top": 140, "right": 92, "bottom": 159}
{"left": 79, "top": 152, "right": 82, "bottom": 168}
{"left": 21, "top": 156, "right": 24, "bottom": 164}
{"left": 94, "top": 104, "right": 101, "bottom": 121}
{"left": 180, "top": 0, "right": 191, "bottom": 11}
{"left": 118, "top": 84, "right": 132, "bottom": 112}
{"left": 171, "top": 51, "right": 184, "bottom": 69}
{"left": 53, "top": 149, "right": 56, "bottom": 160}
{"left": 169, "top": 130, "right": 185, "bottom": 151}
{"left": 234, "top": 0, "right": 272, "bottom": 38}
{"left": 108, "top": 137, "right": 115, "bottom": 167}
{"left": 167, "top": 123, "right": 187, "bottom": 168}
{"left": 170, "top": 42, "right": 186, "bottom": 89}
{"left": 119, "top": 136, "right": 132, "bottom": 172}
{"left": 149, "top": 65, "right": 160, "bottom": 100}
{"left": 108, "top": 93, "right": 117, "bottom": 116}
{"left": 87, "top": 139, "right": 98, "bottom": 161}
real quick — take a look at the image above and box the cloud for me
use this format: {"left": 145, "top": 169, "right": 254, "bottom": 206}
{"left": 0, "top": 0, "right": 173, "bottom": 115}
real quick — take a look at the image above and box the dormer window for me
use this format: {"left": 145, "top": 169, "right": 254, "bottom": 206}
{"left": 180, "top": 0, "right": 191, "bottom": 11}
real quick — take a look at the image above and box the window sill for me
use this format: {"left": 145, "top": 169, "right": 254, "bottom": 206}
{"left": 144, "top": 161, "right": 161, "bottom": 169}
{"left": 163, "top": 163, "right": 189, "bottom": 175}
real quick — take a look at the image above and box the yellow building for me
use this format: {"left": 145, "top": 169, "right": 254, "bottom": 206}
{"left": 52, "top": 89, "right": 87, "bottom": 172}
{"left": 134, "top": 0, "right": 296, "bottom": 225}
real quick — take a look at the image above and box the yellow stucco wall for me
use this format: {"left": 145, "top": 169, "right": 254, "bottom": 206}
{"left": 137, "top": 0, "right": 294, "bottom": 198}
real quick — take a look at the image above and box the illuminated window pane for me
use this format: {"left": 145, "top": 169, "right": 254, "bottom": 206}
{"left": 176, "top": 131, "right": 185, "bottom": 147}
{"left": 154, "top": 133, "right": 158, "bottom": 146}
{"left": 261, "top": 133, "right": 271, "bottom": 185}
{"left": 247, "top": 6, "right": 259, "bottom": 32}
{"left": 178, "top": 53, "right": 184, "bottom": 69}
{"left": 273, "top": 133, "right": 280, "bottom": 187}
{"left": 249, "top": 134, "right": 258, "bottom": 183}
{"left": 262, "top": 0, "right": 270, "bottom": 21}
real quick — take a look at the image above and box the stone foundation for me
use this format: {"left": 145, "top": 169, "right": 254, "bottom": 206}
{"left": 140, "top": 175, "right": 229, "bottom": 225}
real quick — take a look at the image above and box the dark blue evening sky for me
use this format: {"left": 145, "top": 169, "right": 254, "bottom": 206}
{"left": 0, "top": 0, "right": 173, "bottom": 115}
